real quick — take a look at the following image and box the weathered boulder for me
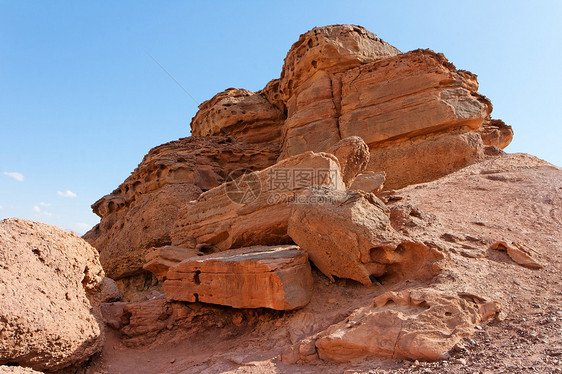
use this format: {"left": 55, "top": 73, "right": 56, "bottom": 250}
{"left": 163, "top": 245, "right": 313, "bottom": 310}
{"left": 100, "top": 277, "right": 123, "bottom": 303}
{"left": 316, "top": 289, "right": 500, "bottom": 362}
{"left": 0, "top": 219, "right": 105, "bottom": 372}
{"left": 349, "top": 171, "right": 386, "bottom": 193}
{"left": 83, "top": 136, "right": 279, "bottom": 280}
{"left": 327, "top": 136, "right": 370, "bottom": 187}
{"left": 171, "top": 151, "right": 344, "bottom": 250}
{"left": 143, "top": 245, "right": 204, "bottom": 280}
{"left": 287, "top": 188, "right": 396, "bottom": 285}
{"left": 190, "top": 88, "right": 285, "bottom": 146}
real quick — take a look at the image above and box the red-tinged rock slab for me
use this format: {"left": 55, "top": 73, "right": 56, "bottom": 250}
{"left": 163, "top": 245, "right": 313, "bottom": 310}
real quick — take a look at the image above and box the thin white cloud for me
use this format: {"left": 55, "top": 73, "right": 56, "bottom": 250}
{"left": 0, "top": 205, "right": 3, "bottom": 210}
{"left": 33, "top": 204, "right": 52, "bottom": 217}
{"left": 57, "top": 190, "right": 77, "bottom": 198}
{"left": 3, "top": 171, "right": 24, "bottom": 182}
{"left": 39, "top": 202, "right": 51, "bottom": 207}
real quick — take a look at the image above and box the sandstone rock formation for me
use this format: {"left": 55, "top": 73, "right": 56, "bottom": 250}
{"left": 288, "top": 188, "right": 443, "bottom": 286}
{"left": 171, "top": 151, "right": 344, "bottom": 251}
{"left": 490, "top": 241, "right": 543, "bottom": 269}
{"left": 163, "top": 245, "right": 313, "bottom": 310}
{"left": 74, "top": 24, "right": 552, "bottom": 373}
{"left": 0, "top": 219, "right": 105, "bottom": 372}
{"left": 316, "top": 289, "right": 500, "bottom": 361}
{"left": 84, "top": 137, "right": 278, "bottom": 281}
{"left": 86, "top": 23, "right": 511, "bottom": 292}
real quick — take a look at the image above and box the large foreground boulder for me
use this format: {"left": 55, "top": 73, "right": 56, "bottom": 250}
{"left": 163, "top": 245, "right": 313, "bottom": 310}
{"left": 0, "top": 219, "right": 105, "bottom": 372}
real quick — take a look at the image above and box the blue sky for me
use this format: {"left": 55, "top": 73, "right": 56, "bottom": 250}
{"left": 1, "top": 1, "right": 561, "bottom": 234}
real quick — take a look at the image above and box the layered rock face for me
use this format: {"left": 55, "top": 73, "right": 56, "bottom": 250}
{"left": 87, "top": 23, "right": 510, "bottom": 288}
{"left": 84, "top": 137, "right": 278, "bottom": 280}
{"left": 190, "top": 88, "right": 285, "bottom": 146}
{"left": 188, "top": 25, "right": 508, "bottom": 190}
{"left": 0, "top": 219, "right": 105, "bottom": 372}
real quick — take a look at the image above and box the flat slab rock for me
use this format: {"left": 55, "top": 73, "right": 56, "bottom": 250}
{"left": 163, "top": 245, "right": 313, "bottom": 310}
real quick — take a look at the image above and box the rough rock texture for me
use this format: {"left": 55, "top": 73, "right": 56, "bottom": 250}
{"left": 0, "top": 367, "right": 43, "bottom": 374}
{"left": 0, "top": 219, "right": 105, "bottom": 372}
{"left": 143, "top": 246, "right": 204, "bottom": 281}
{"left": 349, "top": 171, "right": 386, "bottom": 193}
{"left": 190, "top": 88, "right": 285, "bottom": 146}
{"left": 369, "top": 131, "right": 485, "bottom": 190}
{"left": 316, "top": 289, "right": 499, "bottom": 362}
{"left": 478, "top": 119, "right": 514, "bottom": 149}
{"left": 288, "top": 188, "right": 394, "bottom": 285}
{"left": 163, "top": 245, "right": 313, "bottom": 310}
{"left": 79, "top": 25, "right": 552, "bottom": 373}
{"left": 90, "top": 23, "right": 511, "bottom": 285}
{"left": 171, "top": 151, "right": 344, "bottom": 251}
{"left": 278, "top": 24, "right": 401, "bottom": 102}
{"left": 276, "top": 26, "right": 400, "bottom": 159}
{"left": 327, "top": 136, "right": 370, "bottom": 187}
{"left": 279, "top": 70, "right": 342, "bottom": 158}
{"left": 83, "top": 136, "right": 278, "bottom": 280}
{"left": 490, "top": 241, "right": 543, "bottom": 269}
